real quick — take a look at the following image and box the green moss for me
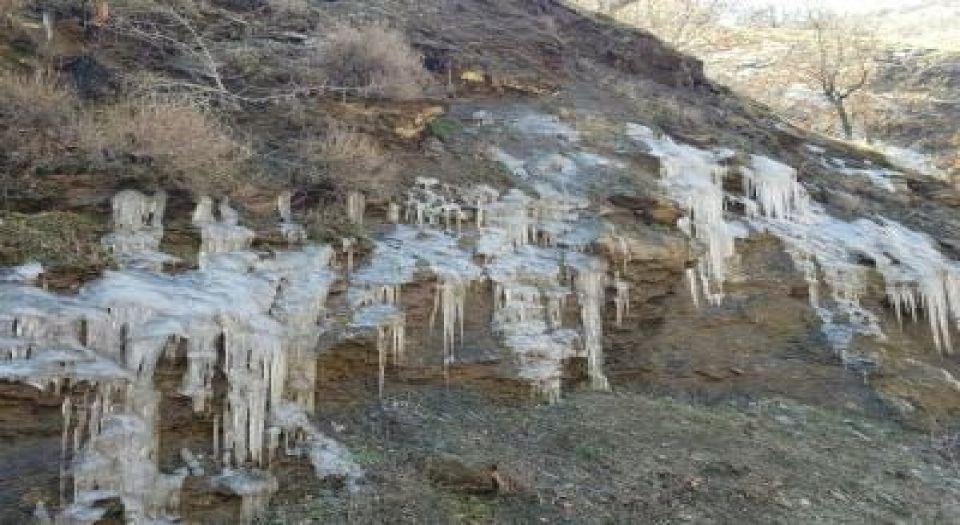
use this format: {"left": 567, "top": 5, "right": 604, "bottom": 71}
{"left": 428, "top": 117, "right": 461, "bottom": 142}
{"left": 0, "top": 211, "right": 108, "bottom": 268}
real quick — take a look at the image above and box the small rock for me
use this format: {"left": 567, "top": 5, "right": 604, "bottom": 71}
{"left": 774, "top": 415, "right": 796, "bottom": 426}
{"left": 424, "top": 137, "right": 445, "bottom": 157}
{"left": 471, "top": 110, "right": 495, "bottom": 126}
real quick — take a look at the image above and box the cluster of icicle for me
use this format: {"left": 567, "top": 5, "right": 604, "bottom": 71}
{"left": 629, "top": 123, "right": 960, "bottom": 360}
{"left": 277, "top": 191, "right": 307, "bottom": 243}
{"left": 1, "top": 191, "right": 362, "bottom": 524}
{"left": 350, "top": 177, "right": 624, "bottom": 401}
{"left": 101, "top": 190, "right": 177, "bottom": 271}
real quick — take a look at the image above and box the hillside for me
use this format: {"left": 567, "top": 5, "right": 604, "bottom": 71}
{"left": 869, "top": 0, "right": 960, "bottom": 51}
{"left": 0, "top": 1, "right": 959, "bottom": 523}
{"left": 698, "top": 26, "right": 960, "bottom": 180}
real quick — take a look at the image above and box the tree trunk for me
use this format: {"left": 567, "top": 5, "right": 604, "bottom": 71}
{"left": 832, "top": 98, "right": 854, "bottom": 140}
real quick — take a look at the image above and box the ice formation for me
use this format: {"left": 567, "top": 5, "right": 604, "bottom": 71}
{"left": 23, "top": 109, "right": 960, "bottom": 521}
{"left": 346, "top": 191, "right": 366, "bottom": 225}
{"left": 629, "top": 122, "right": 960, "bottom": 358}
{"left": 613, "top": 274, "right": 630, "bottom": 328}
{"left": 0, "top": 261, "right": 43, "bottom": 283}
{"left": 0, "top": 197, "right": 354, "bottom": 522}
{"left": 627, "top": 123, "right": 738, "bottom": 304}
{"left": 101, "top": 190, "right": 176, "bottom": 270}
{"left": 277, "top": 191, "right": 306, "bottom": 242}
{"left": 194, "top": 197, "right": 255, "bottom": 267}
{"left": 335, "top": 170, "right": 620, "bottom": 401}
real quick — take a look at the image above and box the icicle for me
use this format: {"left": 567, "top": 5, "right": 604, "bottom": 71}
{"left": 574, "top": 262, "right": 610, "bottom": 391}
{"left": 346, "top": 191, "right": 366, "bottom": 225}
{"left": 342, "top": 238, "right": 355, "bottom": 273}
{"left": 387, "top": 202, "right": 401, "bottom": 224}
{"left": 219, "top": 197, "right": 240, "bottom": 225}
{"left": 192, "top": 196, "right": 215, "bottom": 226}
{"left": 277, "top": 191, "right": 306, "bottom": 242}
{"left": 101, "top": 190, "right": 171, "bottom": 269}
{"left": 277, "top": 191, "right": 294, "bottom": 223}
{"left": 213, "top": 415, "right": 220, "bottom": 459}
{"left": 431, "top": 278, "right": 468, "bottom": 374}
{"left": 741, "top": 155, "right": 809, "bottom": 221}
{"left": 613, "top": 274, "right": 630, "bottom": 328}
{"left": 686, "top": 268, "right": 701, "bottom": 309}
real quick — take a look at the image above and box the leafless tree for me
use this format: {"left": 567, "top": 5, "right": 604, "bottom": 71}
{"left": 799, "top": 9, "right": 879, "bottom": 140}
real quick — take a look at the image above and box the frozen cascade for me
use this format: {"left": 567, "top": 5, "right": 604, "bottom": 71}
{"left": 432, "top": 278, "right": 469, "bottom": 374}
{"left": 357, "top": 179, "right": 618, "bottom": 401}
{"left": 735, "top": 148, "right": 960, "bottom": 357}
{"left": 195, "top": 197, "right": 255, "bottom": 267}
{"left": 101, "top": 190, "right": 176, "bottom": 270}
{"left": 277, "top": 191, "right": 306, "bottom": 243}
{"left": 0, "top": 192, "right": 343, "bottom": 521}
{"left": 571, "top": 256, "right": 611, "bottom": 391}
{"left": 351, "top": 304, "right": 405, "bottom": 397}
{"left": 625, "top": 122, "right": 960, "bottom": 359}
{"left": 757, "top": 209, "right": 960, "bottom": 357}
{"left": 741, "top": 155, "right": 809, "bottom": 221}
{"left": 2, "top": 170, "right": 642, "bottom": 519}
{"left": 350, "top": 225, "right": 481, "bottom": 382}
{"left": 626, "top": 123, "right": 737, "bottom": 304}
{"left": 66, "top": 386, "right": 186, "bottom": 524}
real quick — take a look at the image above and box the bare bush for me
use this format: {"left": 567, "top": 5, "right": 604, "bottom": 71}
{"left": 81, "top": 97, "right": 250, "bottom": 191}
{"left": 0, "top": 72, "right": 78, "bottom": 172}
{"left": 314, "top": 24, "right": 429, "bottom": 100}
{"left": 301, "top": 123, "right": 387, "bottom": 178}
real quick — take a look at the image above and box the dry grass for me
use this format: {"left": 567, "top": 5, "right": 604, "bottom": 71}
{"left": 0, "top": 211, "right": 107, "bottom": 268}
{"left": 0, "top": 72, "right": 79, "bottom": 172}
{"left": 266, "top": 0, "right": 312, "bottom": 17}
{"left": 0, "top": 0, "right": 21, "bottom": 17}
{"left": 300, "top": 123, "right": 390, "bottom": 186}
{"left": 314, "top": 24, "right": 430, "bottom": 100}
{"left": 80, "top": 97, "right": 250, "bottom": 193}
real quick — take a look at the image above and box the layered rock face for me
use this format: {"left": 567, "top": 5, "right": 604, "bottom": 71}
{"left": 2, "top": 103, "right": 959, "bottom": 521}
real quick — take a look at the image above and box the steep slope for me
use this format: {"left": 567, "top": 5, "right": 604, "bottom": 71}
{"left": 0, "top": 1, "right": 959, "bottom": 523}
{"left": 700, "top": 25, "right": 960, "bottom": 180}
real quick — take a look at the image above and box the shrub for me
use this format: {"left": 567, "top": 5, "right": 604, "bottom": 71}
{"left": 315, "top": 24, "right": 430, "bottom": 100}
{"left": 0, "top": 72, "right": 79, "bottom": 173}
{"left": 300, "top": 123, "right": 388, "bottom": 181}
{"left": 80, "top": 97, "right": 250, "bottom": 192}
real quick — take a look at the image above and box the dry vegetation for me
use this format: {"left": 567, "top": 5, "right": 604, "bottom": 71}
{"left": 314, "top": 24, "right": 430, "bottom": 101}
{"left": 0, "top": 72, "right": 79, "bottom": 173}
{"left": 299, "top": 122, "right": 396, "bottom": 194}
{"left": 80, "top": 97, "right": 250, "bottom": 191}
{"left": 0, "top": 0, "right": 21, "bottom": 18}
{"left": 0, "top": 68, "right": 249, "bottom": 195}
